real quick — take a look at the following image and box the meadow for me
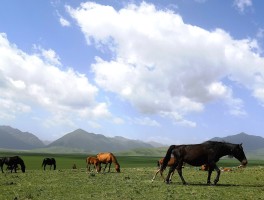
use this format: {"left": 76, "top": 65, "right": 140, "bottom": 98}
{"left": 0, "top": 153, "right": 264, "bottom": 200}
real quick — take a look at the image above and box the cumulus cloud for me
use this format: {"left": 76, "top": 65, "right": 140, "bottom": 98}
{"left": 68, "top": 2, "right": 264, "bottom": 126}
{"left": 0, "top": 33, "right": 109, "bottom": 127}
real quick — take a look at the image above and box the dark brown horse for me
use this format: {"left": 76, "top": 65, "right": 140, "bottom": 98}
{"left": 152, "top": 157, "right": 176, "bottom": 182}
{"left": 97, "top": 152, "right": 120, "bottom": 173}
{"left": 0, "top": 156, "right": 26, "bottom": 173}
{"left": 86, "top": 156, "right": 100, "bottom": 172}
{"left": 42, "top": 158, "right": 56, "bottom": 170}
{"left": 161, "top": 141, "right": 247, "bottom": 185}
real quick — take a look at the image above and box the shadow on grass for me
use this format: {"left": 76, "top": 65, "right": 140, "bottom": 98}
{"left": 166, "top": 182, "right": 264, "bottom": 188}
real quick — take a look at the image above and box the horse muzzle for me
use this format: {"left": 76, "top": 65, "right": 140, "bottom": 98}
{"left": 241, "top": 159, "right": 248, "bottom": 167}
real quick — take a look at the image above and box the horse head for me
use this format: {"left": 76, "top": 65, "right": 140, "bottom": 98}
{"left": 18, "top": 157, "right": 26, "bottom": 173}
{"left": 231, "top": 143, "right": 247, "bottom": 167}
{"left": 115, "top": 164, "right": 121, "bottom": 173}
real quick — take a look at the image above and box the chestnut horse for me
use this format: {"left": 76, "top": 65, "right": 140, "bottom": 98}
{"left": 162, "top": 141, "right": 247, "bottom": 185}
{"left": 97, "top": 152, "right": 120, "bottom": 173}
{"left": 86, "top": 156, "right": 100, "bottom": 172}
{"left": 152, "top": 157, "right": 176, "bottom": 182}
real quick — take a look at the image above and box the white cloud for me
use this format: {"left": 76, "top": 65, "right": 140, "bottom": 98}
{"left": 33, "top": 45, "right": 61, "bottom": 66}
{"left": 56, "top": 9, "right": 71, "bottom": 27}
{"left": 233, "top": 0, "right": 252, "bottom": 13}
{"left": 68, "top": 2, "right": 264, "bottom": 125}
{"left": 0, "top": 33, "right": 110, "bottom": 127}
{"left": 59, "top": 16, "right": 71, "bottom": 27}
{"left": 257, "top": 28, "right": 264, "bottom": 39}
{"left": 131, "top": 117, "right": 160, "bottom": 127}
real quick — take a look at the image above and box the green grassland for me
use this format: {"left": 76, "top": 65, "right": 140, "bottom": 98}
{"left": 0, "top": 153, "right": 264, "bottom": 200}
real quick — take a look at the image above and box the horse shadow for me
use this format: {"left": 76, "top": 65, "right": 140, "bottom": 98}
{"left": 168, "top": 182, "right": 263, "bottom": 188}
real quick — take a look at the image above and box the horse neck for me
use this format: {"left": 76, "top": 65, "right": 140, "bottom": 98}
{"left": 218, "top": 143, "right": 233, "bottom": 157}
{"left": 19, "top": 159, "right": 25, "bottom": 167}
{"left": 111, "top": 155, "right": 119, "bottom": 166}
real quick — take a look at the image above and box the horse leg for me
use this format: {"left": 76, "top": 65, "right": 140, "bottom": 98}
{"left": 176, "top": 163, "right": 187, "bottom": 185}
{"left": 152, "top": 169, "right": 160, "bottom": 182}
{"left": 103, "top": 163, "right": 108, "bottom": 172}
{"left": 207, "top": 163, "right": 221, "bottom": 185}
{"left": 108, "top": 163, "right": 111, "bottom": 172}
{"left": 207, "top": 169, "right": 213, "bottom": 185}
{"left": 88, "top": 164, "right": 91, "bottom": 172}
{"left": 94, "top": 164, "right": 98, "bottom": 173}
{"left": 165, "top": 164, "right": 177, "bottom": 184}
{"left": 213, "top": 165, "right": 221, "bottom": 185}
{"left": 169, "top": 169, "right": 175, "bottom": 182}
{"left": 14, "top": 164, "right": 18, "bottom": 173}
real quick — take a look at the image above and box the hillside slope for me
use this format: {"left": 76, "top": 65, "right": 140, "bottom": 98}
{"left": 210, "top": 132, "right": 264, "bottom": 151}
{"left": 48, "top": 129, "right": 154, "bottom": 152}
{"left": 0, "top": 126, "right": 45, "bottom": 150}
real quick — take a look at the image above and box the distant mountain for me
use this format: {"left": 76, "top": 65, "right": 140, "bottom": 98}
{"left": 210, "top": 132, "right": 264, "bottom": 151}
{"left": 48, "top": 129, "right": 154, "bottom": 152}
{"left": 0, "top": 125, "right": 45, "bottom": 150}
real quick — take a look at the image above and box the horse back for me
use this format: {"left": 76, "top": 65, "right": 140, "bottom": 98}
{"left": 175, "top": 144, "right": 209, "bottom": 166}
{"left": 87, "top": 156, "right": 99, "bottom": 164}
{"left": 97, "top": 152, "right": 115, "bottom": 163}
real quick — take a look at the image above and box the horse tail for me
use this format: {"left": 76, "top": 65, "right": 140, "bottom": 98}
{"left": 161, "top": 145, "right": 176, "bottom": 171}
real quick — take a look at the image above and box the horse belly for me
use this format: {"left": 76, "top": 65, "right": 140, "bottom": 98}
{"left": 185, "top": 156, "right": 207, "bottom": 166}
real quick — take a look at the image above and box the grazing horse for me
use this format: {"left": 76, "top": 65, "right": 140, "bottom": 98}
{"left": 42, "top": 158, "right": 56, "bottom": 170}
{"left": 0, "top": 156, "right": 26, "bottom": 173}
{"left": 86, "top": 156, "right": 100, "bottom": 172}
{"left": 161, "top": 141, "right": 247, "bottom": 185}
{"left": 152, "top": 157, "right": 176, "bottom": 182}
{"left": 97, "top": 152, "right": 120, "bottom": 173}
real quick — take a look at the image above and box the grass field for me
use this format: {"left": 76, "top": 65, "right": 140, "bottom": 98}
{"left": 0, "top": 153, "right": 264, "bottom": 200}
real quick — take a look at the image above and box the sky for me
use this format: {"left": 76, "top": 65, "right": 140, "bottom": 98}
{"left": 1, "top": 0, "right": 264, "bottom": 144}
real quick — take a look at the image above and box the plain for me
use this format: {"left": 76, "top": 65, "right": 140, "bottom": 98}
{"left": 0, "top": 153, "right": 264, "bottom": 200}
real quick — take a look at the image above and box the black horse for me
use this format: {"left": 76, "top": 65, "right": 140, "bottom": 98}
{"left": 161, "top": 141, "right": 247, "bottom": 185}
{"left": 0, "top": 156, "right": 26, "bottom": 173}
{"left": 42, "top": 158, "right": 56, "bottom": 170}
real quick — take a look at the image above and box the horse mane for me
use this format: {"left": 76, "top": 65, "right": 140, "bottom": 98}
{"left": 110, "top": 153, "right": 120, "bottom": 166}
{"left": 203, "top": 141, "right": 238, "bottom": 157}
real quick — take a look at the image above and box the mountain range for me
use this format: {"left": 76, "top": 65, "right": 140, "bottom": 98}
{"left": 0, "top": 126, "right": 45, "bottom": 150}
{"left": 0, "top": 126, "right": 156, "bottom": 152}
{"left": 1, "top": 125, "right": 264, "bottom": 154}
{"left": 210, "top": 132, "right": 264, "bottom": 152}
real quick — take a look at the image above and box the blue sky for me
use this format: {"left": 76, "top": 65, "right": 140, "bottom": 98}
{"left": 1, "top": 0, "right": 264, "bottom": 144}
